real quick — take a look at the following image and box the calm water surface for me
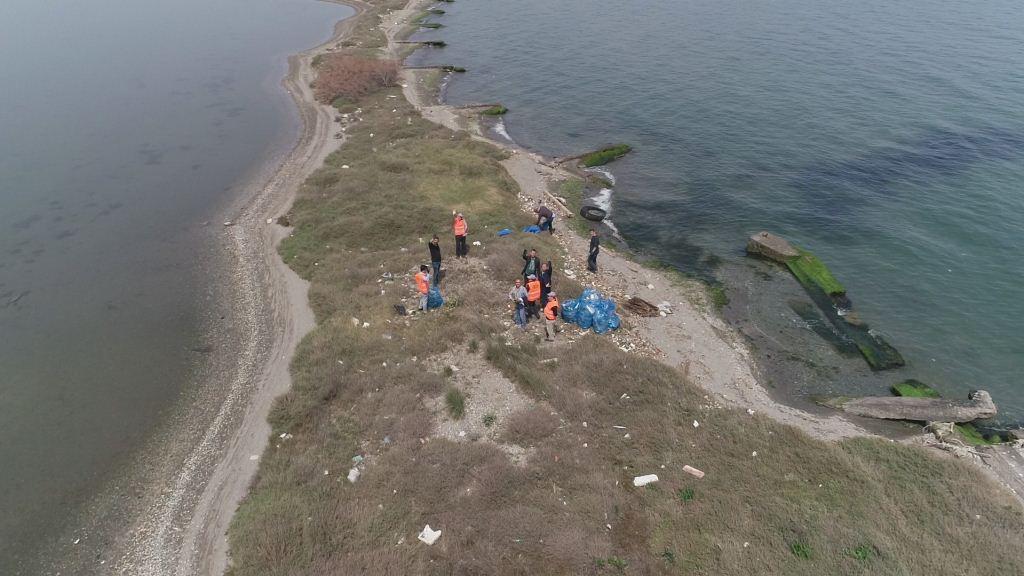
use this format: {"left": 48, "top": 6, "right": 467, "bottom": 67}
{"left": 0, "top": 0, "right": 347, "bottom": 567}
{"left": 411, "top": 0, "right": 1024, "bottom": 421}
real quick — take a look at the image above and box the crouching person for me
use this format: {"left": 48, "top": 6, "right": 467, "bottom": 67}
{"left": 543, "top": 291, "right": 560, "bottom": 342}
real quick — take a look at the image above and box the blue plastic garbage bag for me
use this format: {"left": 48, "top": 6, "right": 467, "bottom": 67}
{"left": 576, "top": 306, "right": 593, "bottom": 329}
{"left": 498, "top": 228, "right": 512, "bottom": 236}
{"left": 607, "top": 313, "right": 621, "bottom": 330}
{"left": 426, "top": 286, "right": 445, "bottom": 309}
{"left": 522, "top": 225, "right": 541, "bottom": 234}
{"left": 561, "top": 298, "right": 579, "bottom": 322}
{"left": 560, "top": 288, "right": 619, "bottom": 333}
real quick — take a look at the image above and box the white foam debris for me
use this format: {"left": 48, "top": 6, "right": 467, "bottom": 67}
{"left": 633, "top": 474, "right": 659, "bottom": 487}
{"left": 418, "top": 525, "right": 442, "bottom": 545}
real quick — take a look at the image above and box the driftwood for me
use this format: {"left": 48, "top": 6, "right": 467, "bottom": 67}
{"left": 822, "top": 390, "right": 996, "bottom": 423}
{"left": 623, "top": 297, "right": 661, "bottom": 317}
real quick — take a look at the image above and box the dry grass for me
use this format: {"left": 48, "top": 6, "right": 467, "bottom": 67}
{"left": 313, "top": 54, "right": 399, "bottom": 105}
{"left": 228, "top": 2, "right": 1024, "bottom": 575}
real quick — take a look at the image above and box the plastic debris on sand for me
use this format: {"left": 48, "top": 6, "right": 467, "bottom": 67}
{"left": 418, "top": 524, "right": 442, "bottom": 545}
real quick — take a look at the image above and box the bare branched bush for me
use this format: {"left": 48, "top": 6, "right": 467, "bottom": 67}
{"left": 314, "top": 55, "right": 399, "bottom": 103}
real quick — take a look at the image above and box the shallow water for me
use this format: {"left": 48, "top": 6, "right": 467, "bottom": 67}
{"left": 410, "top": 0, "right": 1024, "bottom": 422}
{"left": 0, "top": 0, "right": 347, "bottom": 568}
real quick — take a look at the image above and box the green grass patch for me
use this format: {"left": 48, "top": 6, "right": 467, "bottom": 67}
{"left": 790, "top": 541, "right": 812, "bottom": 559}
{"left": 892, "top": 379, "right": 941, "bottom": 398}
{"left": 580, "top": 144, "right": 632, "bottom": 167}
{"left": 441, "top": 65, "right": 466, "bottom": 73}
{"left": 445, "top": 387, "right": 465, "bottom": 419}
{"left": 482, "top": 413, "right": 496, "bottom": 428}
{"left": 481, "top": 105, "right": 508, "bottom": 116}
{"left": 785, "top": 249, "right": 845, "bottom": 296}
{"left": 846, "top": 543, "right": 877, "bottom": 561}
{"left": 676, "top": 487, "right": 695, "bottom": 502}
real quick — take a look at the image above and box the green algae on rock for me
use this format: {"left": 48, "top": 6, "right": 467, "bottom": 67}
{"left": 580, "top": 144, "right": 632, "bottom": 167}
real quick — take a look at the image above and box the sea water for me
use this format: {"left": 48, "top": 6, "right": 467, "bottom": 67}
{"left": 0, "top": 0, "right": 348, "bottom": 569}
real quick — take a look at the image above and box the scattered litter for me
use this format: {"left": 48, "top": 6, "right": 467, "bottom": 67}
{"left": 582, "top": 421, "right": 588, "bottom": 428}
{"left": 249, "top": 455, "right": 259, "bottom": 461}
{"left": 683, "top": 465, "right": 705, "bottom": 479}
{"left": 540, "top": 358, "right": 559, "bottom": 364}
{"left": 323, "top": 470, "right": 330, "bottom": 475}
{"left": 647, "top": 283, "right": 655, "bottom": 290}
{"left": 633, "top": 474, "right": 659, "bottom": 487}
{"left": 351, "top": 317, "right": 360, "bottom": 326}
{"left": 362, "top": 322, "right": 370, "bottom": 328}
{"left": 497, "top": 228, "right": 512, "bottom": 236}
{"left": 692, "top": 420, "right": 700, "bottom": 428}
{"left": 73, "top": 538, "right": 81, "bottom": 545}
{"left": 623, "top": 433, "right": 631, "bottom": 439}
{"left": 746, "top": 409, "right": 755, "bottom": 416}
{"left": 458, "top": 430, "right": 466, "bottom": 437}
{"left": 279, "top": 433, "right": 293, "bottom": 440}
{"left": 450, "top": 365, "right": 460, "bottom": 372}
{"left": 352, "top": 455, "right": 364, "bottom": 464}
{"left": 418, "top": 524, "right": 442, "bottom": 545}
{"left": 613, "top": 425, "right": 626, "bottom": 430}
{"left": 223, "top": 221, "right": 232, "bottom": 226}
{"left": 522, "top": 225, "right": 541, "bottom": 234}
{"left": 619, "top": 393, "right": 630, "bottom": 400}
{"left": 472, "top": 240, "right": 482, "bottom": 246}
{"left": 744, "top": 542, "right": 750, "bottom": 548}
{"left": 347, "top": 468, "right": 360, "bottom": 483}
{"left": 266, "top": 218, "right": 273, "bottom": 224}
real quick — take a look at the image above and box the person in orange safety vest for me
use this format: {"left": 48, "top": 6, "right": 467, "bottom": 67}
{"left": 543, "top": 292, "right": 560, "bottom": 342}
{"left": 415, "top": 265, "right": 430, "bottom": 311}
{"left": 525, "top": 274, "right": 542, "bottom": 320}
{"left": 453, "top": 211, "right": 468, "bottom": 258}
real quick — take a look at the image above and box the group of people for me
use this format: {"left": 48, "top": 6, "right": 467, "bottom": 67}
{"left": 509, "top": 248, "right": 560, "bottom": 340}
{"left": 414, "top": 207, "right": 602, "bottom": 344}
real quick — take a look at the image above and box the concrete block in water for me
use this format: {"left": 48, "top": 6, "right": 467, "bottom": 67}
{"left": 746, "top": 231, "right": 799, "bottom": 264}
{"left": 824, "top": 390, "right": 996, "bottom": 423}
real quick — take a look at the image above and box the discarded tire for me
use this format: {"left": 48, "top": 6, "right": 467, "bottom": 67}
{"left": 580, "top": 205, "right": 607, "bottom": 222}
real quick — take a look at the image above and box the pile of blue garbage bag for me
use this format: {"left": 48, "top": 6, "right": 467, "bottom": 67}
{"left": 560, "top": 288, "right": 621, "bottom": 334}
{"left": 427, "top": 286, "right": 445, "bottom": 309}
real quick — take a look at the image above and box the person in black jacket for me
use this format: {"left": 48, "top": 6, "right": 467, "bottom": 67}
{"left": 428, "top": 235, "right": 442, "bottom": 285}
{"left": 522, "top": 248, "right": 541, "bottom": 282}
{"left": 588, "top": 229, "right": 599, "bottom": 272}
{"left": 539, "top": 260, "right": 553, "bottom": 306}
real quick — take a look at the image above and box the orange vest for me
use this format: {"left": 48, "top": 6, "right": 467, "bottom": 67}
{"left": 544, "top": 298, "right": 559, "bottom": 320}
{"left": 415, "top": 272, "right": 429, "bottom": 294}
{"left": 527, "top": 279, "right": 541, "bottom": 302}
{"left": 453, "top": 217, "right": 467, "bottom": 236}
